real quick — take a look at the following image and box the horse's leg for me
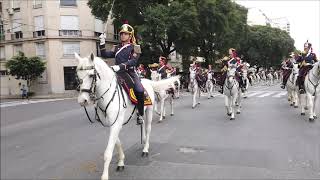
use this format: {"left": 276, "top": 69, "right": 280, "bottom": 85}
{"left": 142, "top": 107, "right": 153, "bottom": 156}
{"left": 210, "top": 82, "right": 214, "bottom": 98}
{"left": 115, "top": 137, "right": 125, "bottom": 170}
{"left": 192, "top": 87, "right": 197, "bottom": 108}
{"left": 236, "top": 90, "right": 241, "bottom": 114}
{"left": 230, "top": 96, "right": 235, "bottom": 120}
{"left": 158, "top": 96, "right": 165, "bottom": 122}
{"left": 313, "top": 95, "right": 317, "bottom": 119}
{"left": 293, "top": 89, "right": 299, "bottom": 108}
{"left": 224, "top": 95, "right": 230, "bottom": 116}
{"left": 307, "top": 93, "right": 314, "bottom": 121}
{"left": 102, "top": 123, "right": 123, "bottom": 180}
{"left": 177, "top": 80, "right": 180, "bottom": 98}
{"left": 300, "top": 93, "right": 306, "bottom": 116}
{"left": 170, "top": 96, "right": 174, "bottom": 116}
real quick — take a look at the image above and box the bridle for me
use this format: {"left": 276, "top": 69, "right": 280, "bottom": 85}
{"left": 77, "top": 64, "right": 134, "bottom": 127}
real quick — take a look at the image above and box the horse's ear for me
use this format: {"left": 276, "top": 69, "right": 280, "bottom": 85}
{"left": 74, "top": 52, "right": 81, "bottom": 61}
{"left": 90, "top": 53, "right": 95, "bottom": 62}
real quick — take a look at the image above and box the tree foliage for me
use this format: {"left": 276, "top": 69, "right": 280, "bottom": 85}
{"left": 6, "top": 52, "right": 46, "bottom": 90}
{"left": 88, "top": 0, "right": 296, "bottom": 70}
{"left": 240, "top": 25, "right": 295, "bottom": 68}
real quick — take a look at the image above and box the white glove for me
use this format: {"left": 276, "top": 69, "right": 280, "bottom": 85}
{"left": 99, "top": 33, "right": 106, "bottom": 45}
{"left": 111, "top": 65, "right": 120, "bottom": 72}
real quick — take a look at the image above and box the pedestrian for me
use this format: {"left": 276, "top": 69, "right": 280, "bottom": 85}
{"left": 20, "top": 84, "right": 28, "bottom": 99}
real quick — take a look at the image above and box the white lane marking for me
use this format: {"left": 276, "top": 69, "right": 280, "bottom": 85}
{"left": 257, "top": 91, "right": 278, "bottom": 97}
{"left": 0, "top": 98, "right": 74, "bottom": 108}
{"left": 272, "top": 91, "right": 287, "bottom": 97}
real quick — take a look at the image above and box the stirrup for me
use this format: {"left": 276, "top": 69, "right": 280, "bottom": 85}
{"left": 137, "top": 114, "right": 144, "bottom": 125}
{"left": 280, "top": 84, "right": 285, "bottom": 89}
{"left": 299, "top": 89, "right": 305, "bottom": 94}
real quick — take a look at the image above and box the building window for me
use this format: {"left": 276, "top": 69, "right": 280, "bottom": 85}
{"left": 35, "top": 42, "right": 45, "bottom": 59}
{"left": 0, "top": 21, "right": 4, "bottom": 41}
{"left": 33, "top": 0, "right": 42, "bottom": 8}
{"left": 12, "top": 19, "right": 23, "bottom": 40}
{"left": 64, "top": 66, "right": 77, "bottom": 90}
{"left": 60, "top": 16, "right": 81, "bottom": 37}
{"left": 11, "top": 0, "right": 21, "bottom": 11}
{"left": 33, "top": 16, "right": 45, "bottom": 38}
{"left": 0, "top": 2, "right": 2, "bottom": 13}
{"left": 0, "top": 46, "right": 5, "bottom": 60}
{"left": 0, "top": 70, "right": 8, "bottom": 76}
{"left": 13, "top": 44, "right": 22, "bottom": 56}
{"left": 60, "top": 0, "right": 77, "bottom": 7}
{"left": 63, "top": 42, "right": 80, "bottom": 57}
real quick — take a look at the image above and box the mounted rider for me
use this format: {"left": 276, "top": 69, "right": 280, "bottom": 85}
{"left": 99, "top": 22, "right": 144, "bottom": 125}
{"left": 190, "top": 59, "right": 206, "bottom": 90}
{"left": 137, "top": 64, "right": 146, "bottom": 78}
{"left": 280, "top": 52, "right": 295, "bottom": 89}
{"left": 296, "top": 41, "right": 318, "bottom": 94}
{"left": 218, "top": 48, "right": 241, "bottom": 94}
{"left": 158, "top": 56, "right": 173, "bottom": 79}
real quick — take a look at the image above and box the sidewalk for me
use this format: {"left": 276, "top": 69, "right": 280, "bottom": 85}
{"left": 0, "top": 92, "right": 77, "bottom": 101}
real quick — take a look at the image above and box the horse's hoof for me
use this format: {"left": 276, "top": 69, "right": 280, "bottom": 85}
{"left": 141, "top": 152, "right": 149, "bottom": 157}
{"left": 116, "top": 166, "right": 125, "bottom": 171}
{"left": 236, "top": 112, "right": 241, "bottom": 114}
{"left": 230, "top": 118, "right": 235, "bottom": 120}
{"left": 290, "top": 104, "right": 293, "bottom": 106}
{"left": 157, "top": 120, "right": 162, "bottom": 123}
{"left": 294, "top": 106, "right": 298, "bottom": 108}
{"left": 198, "top": 102, "right": 200, "bottom": 104}
{"left": 301, "top": 113, "right": 305, "bottom": 116}
{"left": 244, "top": 96, "right": 247, "bottom": 99}
{"left": 304, "top": 107, "right": 308, "bottom": 110}
{"left": 314, "top": 116, "right": 318, "bottom": 119}
{"left": 170, "top": 113, "right": 174, "bottom": 116}
{"left": 309, "top": 118, "right": 315, "bottom": 122}
{"left": 163, "top": 116, "right": 166, "bottom": 119}
{"left": 192, "top": 106, "right": 195, "bottom": 109}
{"left": 227, "top": 113, "right": 231, "bottom": 116}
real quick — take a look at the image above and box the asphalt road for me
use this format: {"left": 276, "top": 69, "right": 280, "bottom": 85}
{"left": 1, "top": 83, "right": 320, "bottom": 179}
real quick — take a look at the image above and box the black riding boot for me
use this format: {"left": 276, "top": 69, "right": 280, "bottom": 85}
{"left": 297, "top": 76, "right": 305, "bottom": 94}
{"left": 136, "top": 92, "right": 144, "bottom": 125}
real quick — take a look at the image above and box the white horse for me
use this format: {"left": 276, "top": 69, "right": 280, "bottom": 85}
{"left": 266, "top": 72, "right": 273, "bottom": 86}
{"left": 167, "top": 71, "right": 181, "bottom": 98}
{"left": 206, "top": 71, "right": 215, "bottom": 99}
{"left": 300, "top": 62, "right": 320, "bottom": 121}
{"left": 150, "top": 70, "right": 178, "bottom": 122}
{"left": 273, "top": 71, "right": 279, "bottom": 83}
{"left": 240, "top": 69, "right": 249, "bottom": 98}
{"left": 223, "top": 67, "right": 241, "bottom": 120}
{"left": 189, "top": 68, "right": 200, "bottom": 108}
{"left": 75, "top": 53, "right": 176, "bottom": 180}
{"left": 286, "top": 64, "right": 299, "bottom": 108}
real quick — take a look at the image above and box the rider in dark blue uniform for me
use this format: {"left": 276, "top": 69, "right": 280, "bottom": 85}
{"left": 296, "top": 41, "right": 318, "bottom": 94}
{"left": 99, "top": 23, "right": 144, "bottom": 125}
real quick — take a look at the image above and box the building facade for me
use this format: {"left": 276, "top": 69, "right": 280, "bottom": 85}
{"left": 0, "top": 0, "right": 117, "bottom": 96}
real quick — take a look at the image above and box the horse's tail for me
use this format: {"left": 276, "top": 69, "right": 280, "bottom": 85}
{"left": 149, "top": 75, "right": 180, "bottom": 92}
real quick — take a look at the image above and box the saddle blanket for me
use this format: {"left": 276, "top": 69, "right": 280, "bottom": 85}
{"left": 117, "top": 72, "right": 152, "bottom": 106}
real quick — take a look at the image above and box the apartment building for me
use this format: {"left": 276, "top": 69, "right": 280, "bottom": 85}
{"left": 0, "top": 0, "right": 117, "bottom": 96}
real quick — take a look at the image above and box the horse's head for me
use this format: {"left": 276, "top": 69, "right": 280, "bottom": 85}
{"left": 292, "top": 63, "right": 299, "bottom": 75}
{"left": 227, "top": 68, "right": 236, "bottom": 83}
{"left": 150, "top": 70, "right": 160, "bottom": 81}
{"left": 75, "top": 52, "right": 97, "bottom": 106}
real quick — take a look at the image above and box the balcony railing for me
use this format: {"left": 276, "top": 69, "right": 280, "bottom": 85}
{"left": 33, "top": 30, "right": 45, "bottom": 38}
{"left": 59, "top": 30, "right": 82, "bottom": 37}
{"left": 33, "top": 4, "right": 42, "bottom": 9}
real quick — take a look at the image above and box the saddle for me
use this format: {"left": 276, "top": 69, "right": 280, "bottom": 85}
{"left": 117, "top": 72, "right": 152, "bottom": 106}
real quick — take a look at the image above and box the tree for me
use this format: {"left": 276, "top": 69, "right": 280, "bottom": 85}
{"left": 6, "top": 52, "right": 46, "bottom": 94}
{"left": 240, "top": 25, "right": 295, "bottom": 68}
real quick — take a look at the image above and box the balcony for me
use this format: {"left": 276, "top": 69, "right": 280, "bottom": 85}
{"left": 11, "top": 32, "right": 23, "bottom": 40}
{"left": 33, "top": 4, "right": 42, "bottom": 9}
{"left": 59, "top": 30, "right": 82, "bottom": 37}
{"left": 33, "top": 30, "right": 45, "bottom": 38}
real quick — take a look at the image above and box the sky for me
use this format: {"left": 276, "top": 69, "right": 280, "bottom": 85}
{"left": 235, "top": 0, "right": 320, "bottom": 56}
